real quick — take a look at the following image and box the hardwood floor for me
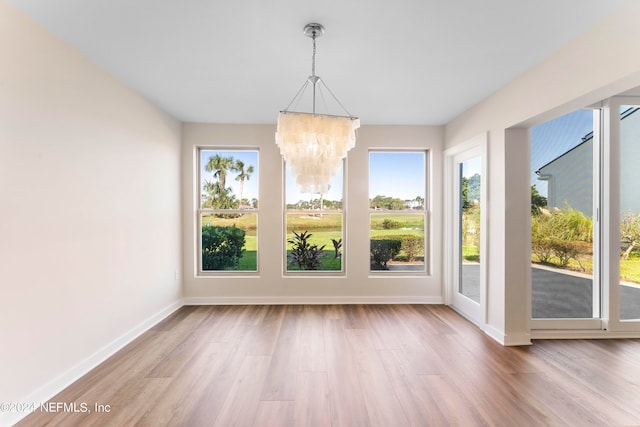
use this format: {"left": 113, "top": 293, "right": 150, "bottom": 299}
{"left": 16, "top": 305, "right": 640, "bottom": 426}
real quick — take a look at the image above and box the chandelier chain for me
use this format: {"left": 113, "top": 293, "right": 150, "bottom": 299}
{"left": 311, "top": 32, "right": 317, "bottom": 78}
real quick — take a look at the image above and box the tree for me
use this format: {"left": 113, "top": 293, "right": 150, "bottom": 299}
{"left": 205, "top": 155, "right": 234, "bottom": 194}
{"left": 370, "top": 195, "right": 408, "bottom": 210}
{"left": 467, "top": 173, "right": 481, "bottom": 203}
{"left": 531, "top": 185, "right": 548, "bottom": 213}
{"left": 621, "top": 212, "right": 640, "bottom": 259}
{"left": 461, "top": 174, "right": 481, "bottom": 209}
{"left": 461, "top": 177, "right": 470, "bottom": 209}
{"left": 203, "top": 154, "right": 239, "bottom": 213}
{"left": 413, "top": 196, "right": 424, "bottom": 210}
{"left": 232, "top": 160, "right": 254, "bottom": 208}
{"left": 202, "top": 180, "right": 237, "bottom": 209}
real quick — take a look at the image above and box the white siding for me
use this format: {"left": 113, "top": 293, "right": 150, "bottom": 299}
{"left": 538, "top": 109, "right": 640, "bottom": 215}
{"left": 538, "top": 138, "right": 593, "bottom": 215}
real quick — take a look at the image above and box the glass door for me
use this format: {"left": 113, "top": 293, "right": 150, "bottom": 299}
{"left": 610, "top": 97, "right": 640, "bottom": 329}
{"left": 458, "top": 157, "right": 482, "bottom": 302}
{"left": 449, "top": 141, "right": 486, "bottom": 325}
{"left": 529, "top": 109, "right": 601, "bottom": 329}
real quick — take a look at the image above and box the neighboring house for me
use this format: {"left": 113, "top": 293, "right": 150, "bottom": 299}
{"left": 536, "top": 107, "right": 640, "bottom": 215}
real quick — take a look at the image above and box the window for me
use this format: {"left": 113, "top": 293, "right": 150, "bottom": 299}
{"left": 284, "top": 161, "right": 344, "bottom": 272}
{"left": 369, "top": 151, "right": 427, "bottom": 272}
{"left": 198, "top": 149, "right": 258, "bottom": 273}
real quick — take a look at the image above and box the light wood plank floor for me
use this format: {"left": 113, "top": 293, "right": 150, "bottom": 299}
{"left": 16, "top": 305, "right": 640, "bottom": 426}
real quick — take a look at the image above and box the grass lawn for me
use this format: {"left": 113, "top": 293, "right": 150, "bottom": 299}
{"left": 202, "top": 213, "right": 257, "bottom": 230}
{"left": 286, "top": 213, "right": 342, "bottom": 230}
{"left": 232, "top": 235, "right": 256, "bottom": 270}
{"left": 463, "top": 245, "right": 479, "bottom": 262}
{"left": 370, "top": 213, "right": 425, "bottom": 230}
{"left": 285, "top": 250, "right": 342, "bottom": 271}
{"left": 621, "top": 253, "right": 640, "bottom": 283}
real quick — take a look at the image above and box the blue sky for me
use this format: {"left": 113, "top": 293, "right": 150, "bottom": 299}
{"left": 369, "top": 151, "right": 425, "bottom": 200}
{"left": 462, "top": 157, "right": 481, "bottom": 179}
{"left": 530, "top": 109, "right": 594, "bottom": 196}
{"left": 200, "top": 150, "right": 426, "bottom": 204}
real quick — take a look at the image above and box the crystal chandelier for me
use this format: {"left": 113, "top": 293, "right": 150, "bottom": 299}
{"left": 276, "top": 23, "right": 360, "bottom": 194}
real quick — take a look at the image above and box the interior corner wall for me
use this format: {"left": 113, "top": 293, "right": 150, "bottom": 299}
{"left": 444, "top": 2, "right": 640, "bottom": 344}
{"left": 504, "top": 128, "right": 531, "bottom": 342}
{"left": 0, "top": 0, "right": 183, "bottom": 419}
{"left": 181, "top": 123, "right": 444, "bottom": 304}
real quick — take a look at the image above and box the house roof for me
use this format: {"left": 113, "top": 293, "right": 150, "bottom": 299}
{"left": 536, "top": 107, "right": 639, "bottom": 173}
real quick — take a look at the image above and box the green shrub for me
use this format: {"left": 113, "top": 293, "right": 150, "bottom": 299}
{"left": 400, "top": 235, "right": 423, "bottom": 262}
{"left": 370, "top": 239, "right": 402, "bottom": 270}
{"left": 531, "top": 207, "right": 592, "bottom": 268}
{"left": 288, "top": 230, "right": 326, "bottom": 270}
{"left": 382, "top": 219, "right": 401, "bottom": 229}
{"left": 202, "top": 225, "right": 246, "bottom": 270}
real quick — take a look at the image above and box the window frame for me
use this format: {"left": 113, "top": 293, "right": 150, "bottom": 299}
{"left": 283, "top": 158, "right": 347, "bottom": 276}
{"left": 368, "top": 149, "right": 430, "bottom": 275}
{"left": 197, "top": 147, "right": 260, "bottom": 276}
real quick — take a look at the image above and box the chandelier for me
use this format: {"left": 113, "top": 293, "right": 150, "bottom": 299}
{"left": 276, "top": 23, "right": 360, "bottom": 194}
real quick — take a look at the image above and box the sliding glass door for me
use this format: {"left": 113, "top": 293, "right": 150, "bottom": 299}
{"left": 612, "top": 98, "right": 640, "bottom": 328}
{"left": 531, "top": 98, "right": 640, "bottom": 333}
{"left": 530, "top": 109, "right": 601, "bottom": 328}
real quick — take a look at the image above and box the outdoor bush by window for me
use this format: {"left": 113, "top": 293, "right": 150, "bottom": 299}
{"left": 198, "top": 148, "right": 258, "bottom": 272}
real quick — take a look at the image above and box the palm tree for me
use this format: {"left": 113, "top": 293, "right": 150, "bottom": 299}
{"left": 233, "top": 160, "right": 254, "bottom": 208}
{"left": 205, "top": 155, "right": 234, "bottom": 194}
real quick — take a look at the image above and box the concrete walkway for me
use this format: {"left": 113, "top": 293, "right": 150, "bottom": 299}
{"left": 461, "top": 264, "right": 640, "bottom": 319}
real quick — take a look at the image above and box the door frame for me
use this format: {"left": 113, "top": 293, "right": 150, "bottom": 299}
{"left": 605, "top": 96, "right": 640, "bottom": 332}
{"left": 444, "top": 133, "right": 488, "bottom": 328}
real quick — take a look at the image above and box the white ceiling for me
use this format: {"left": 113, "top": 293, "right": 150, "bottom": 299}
{"left": 9, "top": 0, "right": 630, "bottom": 125}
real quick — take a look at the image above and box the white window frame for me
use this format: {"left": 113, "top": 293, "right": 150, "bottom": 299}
{"left": 368, "top": 149, "right": 429, "bottom": 275}
{"left": 197, "top": 147, "right": 260, "bottom": 276}
{"left": 283, "top": 159, "right": 346, "bottom": 276}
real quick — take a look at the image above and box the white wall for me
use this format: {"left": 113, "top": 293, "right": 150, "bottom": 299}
{"left": 182, "top": 123, "right": 444, "bottom": 303}
{"left": 445, "top": 2, "right": 640, "bottom": 344}
{"left": 0, "top": 1, "right": 183, "bottom": 421}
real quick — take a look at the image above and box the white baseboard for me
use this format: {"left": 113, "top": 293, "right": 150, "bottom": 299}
{"left": 531, "top": 329, "right": 640, "bottom": 339}
{"left": 5, "top": 299, "right": 184, "bottom": 427}
{"left": 183, "top": 296, "right": 444, "bottom": 305}
{"left": 484, "top": 325, "right": 532, "bottom": 346}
